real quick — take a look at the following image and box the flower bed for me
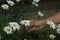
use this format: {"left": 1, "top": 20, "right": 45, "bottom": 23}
{"left": 0, "top": 0, "right": 60, "bottom": 40}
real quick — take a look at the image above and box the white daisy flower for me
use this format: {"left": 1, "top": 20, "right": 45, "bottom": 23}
{"left": 24, "top": 39, "right": 27, "bottom": 40}
{"left": 16, "top": 0, "right": 21, "bottom": 2}
{"left": 38, "top": 11, "right": 44, "bottom": 17}
{"left": 56, "top": 29, "right": 60, "bottom": 34}
{"left": 56, "top": 24, "right": 60, "bottom": 29}
{"left": 46, "top": 20, "right": 56, "bottom": 29}
{"left": 20, "top": 20, "right": 30, "bottom": 26}
{"left": 3, "top": 26, "right": 12, "bottom": 34}
{"left": 32, "top": 2, "right": 39, "bottom": 7}
{"left": 33, "top": 0, "right": 40, "bottom": 3}
{"left": 1, "top": 4, "right": 9, "bottom": 10}
{"left": 7, "top": 1, "right": 15, "bottom": 6}
{"left": 9, "top": 22, "right": 20, "bottom": 31}
{"left": 49, "top": 34, "right": 56, "bottom": 40}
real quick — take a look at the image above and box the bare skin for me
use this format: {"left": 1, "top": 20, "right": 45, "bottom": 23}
{"left": 29, "top": 12, "right": 60, "bottom": 32}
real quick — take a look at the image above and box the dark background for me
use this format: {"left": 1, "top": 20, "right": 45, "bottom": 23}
{"left": 0, "top": 0, "right": 60, "bottom": 21}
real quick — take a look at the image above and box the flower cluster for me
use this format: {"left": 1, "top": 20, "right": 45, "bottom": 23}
{"left": 46, "top": 20, "right": 60, "bottom": 40}
{"left": 3, "top": 20, "right": 30, "bottom": 34}
{"left": 1, "top": 0, "right": 40, "bottom": 10}
{"left": 3, "top": 19, "right": 60, "bottom": 40}
{"left": 47, "top": 20, "right": 60, "bottom": 34}
{"left": 1, "top": 0, "right": 21, "bottom": 10}
{"left": 3, "top": 22, "right": 20, "bottom": 34}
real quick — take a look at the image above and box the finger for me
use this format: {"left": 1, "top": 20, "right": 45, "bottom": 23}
{"left": 28, "top": 27, "right": 36, "bottom": 32}
{"left": 28, "top": 27, "right": 40, "bottom": 32}
{"left": 28, "top": 26, "right": 44, "bottom": 32}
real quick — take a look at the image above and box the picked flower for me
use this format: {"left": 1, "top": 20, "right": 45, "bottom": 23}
{"left": 49, "top": 34, "right": 56, "bottom": 40}
{"left": 16, "top": 0, "right": 21, "bottom": 2}
{"left": 38, "top": 11, "right": 44, "bottom": 17}
{"left": 47, "top": 20, "right": 56, "bottom": 29}
{"left": 3, "top": 26, "right": 12, "bottom": 34}
{"left": 20, "top": 20, "right": 30, "bottom": 26}
{"left": 9, "top": 22, "right": 20, "bottom": 31}
{"left": 1, "top": 4, "right": 9, "bottom": 10}
{"left": 7, "top": 1, "right": 15, "bottom": 6}
{"left": 56, "top": 29, "right": 60, "bottom": 34}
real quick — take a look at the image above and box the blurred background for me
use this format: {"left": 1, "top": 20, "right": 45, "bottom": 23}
{"left": 0, "top": 0, "right": 60, "bottom": 20}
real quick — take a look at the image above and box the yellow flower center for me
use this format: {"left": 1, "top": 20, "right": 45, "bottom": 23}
{"left": 6, "top": 28, "right": 11, "bottom": 32}
{"left": 58, "top": 30, "right": 60, "bottom": 32}
{"left": 4, "top": 6, "right": 7, "bottom": 8}
{"left": 24, "top": 21, "right": 27, "bottom": 24}
{"left": 13, "top": 24, "right": 17, "bottom": 27}
{"left": 9, "top": 2, "right": 12, "bottom": 5}
{"left": 50, "top": 23, "right": 53, "bottom": 27}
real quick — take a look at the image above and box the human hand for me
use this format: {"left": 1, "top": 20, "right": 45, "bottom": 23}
{"left": 29, "top": 20, "right": 47, "bottom": 32}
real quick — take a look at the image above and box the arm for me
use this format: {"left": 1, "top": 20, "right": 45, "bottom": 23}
{"left": 29, "top": 12, "right": 60, "bottom": 32}
{"left": 44, "top": 12, "right": 60, "bottom": 24}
